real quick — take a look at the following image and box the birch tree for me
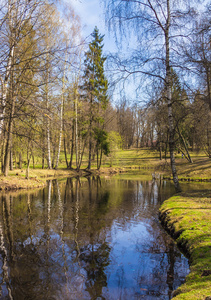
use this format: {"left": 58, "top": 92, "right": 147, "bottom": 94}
{"left": 0, "top": 0, "right": 44, "bottom": 175}
{"left": 55, "top": 4, "right": 82, "bottom": 170}
{"left": 103, "top": 0, "right": 201, "bottom": 192}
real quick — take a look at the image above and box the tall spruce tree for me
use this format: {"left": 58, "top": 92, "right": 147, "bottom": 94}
{"left": 82, "top": 26, "right": 108, "bottom": 170}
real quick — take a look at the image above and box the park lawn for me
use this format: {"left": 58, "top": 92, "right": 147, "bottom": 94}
{"left": 159, "top": 191, "right": 211, "bottom": 300}
{"left": 0, "top": 168, "right": 80, "bottom": 190}
{"left": 1, "top": 148, "right": 211, "bottom": 189}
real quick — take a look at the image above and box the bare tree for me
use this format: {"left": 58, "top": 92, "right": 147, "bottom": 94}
{"left": 181, "top": 5, "right": 211, "bottom": 156}
{"left": 103, "top": 0, "right": 200, "bottom": 192}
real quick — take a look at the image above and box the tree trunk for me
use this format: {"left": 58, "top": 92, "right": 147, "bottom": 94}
{"left": 32, "top": 152, "right": 35, "bottom": 169}
{"left": 177, "top": 126, "right": 192, "bottom": 163}
{"left": 63, "top": 135, "right": 69, "bottom": 168}
{"left": 3, "top": 96, "right": 15, "bottom": 176}
{"left": 9, "top": 149, "right": 13, "bottom": 171}
{"left": 69, "top": 120, "right": 75, "bottom": 169}
{"left": 87, "top": 128, "right": 92, "bottom": 170}
{"left": 159, "top": 142, "right": 162, "bottom": 160}
{"left": 96, "top": 145, "right": 99, "bottom": 169}
{"left": 46, "top": 115, "right": 52, "bottom": 169}
{"left": 165, "top": 0, "right": 181, "bottom": 192}
{"left": 98, "top": 148, "right": 103, "bottom": 170}
{"left": 0, "top": 42, "right": 15, "bottom": 138}
{"left": 78, "top": 136, "right": 88, "bottom": 170}
{"left": 14, "top": 152, "right": 17, "bottom": 169}
{"left": 55, "top": 49, "right": 67, "bottom": 170}
{"left": 164, "top": 130, "right": 169, "bottom": 160}
{"left": 26, "top": 145, "right": 31, "bottom": 180}
{"left": 45, "top": 39, "right": 52, "bottom": 170}
{"left": 19, "top": 152, "right": 22, "bottom": 169}
{"left": 87, "top": 93, "right": 93, "bottom": 170}
{"left": 75, "top": 89, "right": 79, "bottom": 171}
{"left": 42, "top": 151, "right": 45, "bottom": 169}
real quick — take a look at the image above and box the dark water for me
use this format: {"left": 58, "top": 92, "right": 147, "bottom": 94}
{"left": 0, "top": 177, "right": 190, "bottom": 300}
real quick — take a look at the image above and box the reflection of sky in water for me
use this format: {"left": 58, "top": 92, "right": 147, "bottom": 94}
{"left": 0, "top": 179, "right": 190, "bottom": 300}
{"left": 105, "top": 220, "right": 189, "bottom": 299}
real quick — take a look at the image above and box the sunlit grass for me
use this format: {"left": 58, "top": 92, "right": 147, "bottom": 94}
{"left": 1, "top": 148, "right": 211, "bottom": 189}
{"left": 160, "top": 191, "right": 211, "bottom": 299}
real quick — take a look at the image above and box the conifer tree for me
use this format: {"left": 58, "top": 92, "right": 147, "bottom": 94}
{"left": 81, "top": 26, "right": 108, "bottom": 170}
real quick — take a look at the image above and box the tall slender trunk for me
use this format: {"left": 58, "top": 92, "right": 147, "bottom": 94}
{"left": 42, "top": 128, "right": 45, "bottom": 169}
{"left": 0, "top": 0, "right": 16, "bottom": 176}
{"left": 10, "top": 150, "right": 13, "bottom": 171}
{"left": 63, "top": 135, "right": 69, "bottom": 168}
{"left": 55, "top": 50, "right": 67, "bottom": 169}
{"left": 96, "top": 146, "right": 99, "bottom": 169}
{"left": 9, "top": 135, "right": 13, "bottom": 170}
{"left": 0, "top": 40, "right": 15, "bottom": 138}
{"left": 46, "top": 109, "right": 51, "bottom": 169}
{"left": 19, "top": 152, "right": 22, "bottom": 169}
{"left": 69, "top": 119, "right": 75, "bottom": 169}
{"left": 87, "top": 92, "right": 93, "bottom": 170}
{"left": 26, "top": 148, "right": 31, "bottom": 179}
{"left": 98, "top": 148, "right": 103, "bottom": 170}
{"left": 165, "top": 0, "right": 181, "bottom": 192}
{"left": 42, "top": 152, "right": 45, "bottom": 169}
{"left": 3, "top": 96, "right": 15, "bottom": 176}
{"left": 46, "top": 40, "right": 52, "bottom": 169}
{"left": 75, "top": 89, "right": 79, "bottom": 171}
{"left": 159, "top": 136, "right": 162, "bottom": 160}
{"left": 87, "top": 123, "right": 92, "bottom": 170}
{"left": 14, "top": 151, "right": 17, "bottom": 169}
{"left": 177, "top": 126, "right": 192, "bottom": 163}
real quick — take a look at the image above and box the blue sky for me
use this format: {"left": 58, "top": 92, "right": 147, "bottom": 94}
{"left": 70, "top": 0, "right": 117, "bottom": 53}
{"left": 70, "top": 0, "right": 129, "bottom": 105}
{"left": 68, "top": 0, "right": 159, "bottom": 106}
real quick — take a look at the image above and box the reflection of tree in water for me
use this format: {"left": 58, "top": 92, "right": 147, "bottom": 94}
{"left": 76, "top": 176, "right": 111, "bottom": 299}
{"left": 0, "top": 195, "right": 13, "bottom": 299}
{"left": 79, "top": 242, "right": 111, "bottom": 299}
{"left": 135, "top": 208, "right": 186, "bottom": 299}
{"left": 0, "top": 177, "right": 188, "bottom": 299}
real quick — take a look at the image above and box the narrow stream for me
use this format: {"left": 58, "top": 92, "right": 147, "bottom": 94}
{"left": 0, "top": 177, "right": 191, "bottom": 299}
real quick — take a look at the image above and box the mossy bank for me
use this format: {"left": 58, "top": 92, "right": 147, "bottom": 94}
{"left": 159, "top": 191, "right": 211, "bottom": 300}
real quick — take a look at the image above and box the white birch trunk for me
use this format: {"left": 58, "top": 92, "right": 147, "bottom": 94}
{"left": 55, "top": 50, "right": 67, "bottom": 169}
{"left": 166, "top": 0, "right": 181, "bottom": 192}
{"left": 46, "top": 43, "right": 52, "bottom": 169}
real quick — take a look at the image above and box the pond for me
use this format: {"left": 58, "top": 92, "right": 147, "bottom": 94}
{"left": 0, "top": 177, "right": 191, "bottom": 300}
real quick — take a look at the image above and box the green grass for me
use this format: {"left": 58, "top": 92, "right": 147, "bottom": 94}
{"left": 159, "top": 191, "right": 211, "bottom": 299}
{"left": 1, "top": 148, "right": 211, "bottom": 188}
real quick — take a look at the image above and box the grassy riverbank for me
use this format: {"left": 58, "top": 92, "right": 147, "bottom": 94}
{"left": 159, "top": 191, "right": 211, "bottom": 300}
{"left": 0, "top": 166, "right": 123, "bottom": 190}
{"left": 0, "top": 169, "right": 79, "bottom": 190}
{"left": 1, "top": 148, "right": 211, "bottom": 190}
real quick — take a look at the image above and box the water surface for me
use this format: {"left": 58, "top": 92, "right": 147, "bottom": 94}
{"left": 0, "top": 177, "right": 190, "bottom": 299}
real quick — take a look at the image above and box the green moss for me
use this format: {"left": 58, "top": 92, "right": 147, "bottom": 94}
{"left": 160, "top": 190, "right": 211, "bottom": 299}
